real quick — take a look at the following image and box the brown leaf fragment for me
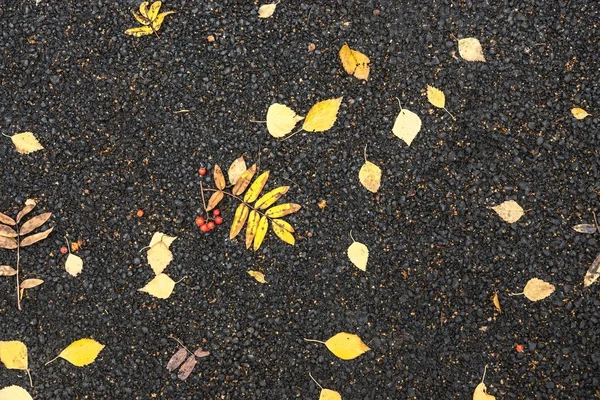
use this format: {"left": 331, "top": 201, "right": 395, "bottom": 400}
{"left": 177, "top": 355, "right": 197, "bottom": 381}
{"left": 0, "top": 224, "right": 18, "bottom": 237}
{"left": 572, "top": 224, "right": 597, "bottom": 234}
{"left": 19, "top": 212, "right": 52, "bottom": 235}
{"left": 20, "top": 278, "right": 44, "bottom": 289}
{"left": 206, "top": 190, "right": 224, "bottom": 211}
{"left": 16, "top": 200, "right": 36, "bottom": 223}
{"left": 0, "top": 212, "right": 16, "bottom": 226}
{"left": 20, "top": 227, "right": 53, "bottom": 247}
{"left": 228, "top": 155, "right": 247, "bottom": 185}
{"left": 492, "top": 292, "right": 501, "bottom": 312}
{"left": 584, "top": 253, "right": 600, "bottom": 287}
{"left": 166, "top": 347, "right": 187, "bottom": 371}
{"left": 232, "top": 164, "right": 257, "bottom": 195}
{"left": 0, "top": 265, "right": 17, "bottom": 276}
{"left": 213, "top": 165, "right": 226, "bottom": 190}
{"left": 0, "top": 236, "right": 17, "bottom": 249}
{"left": 193, "top": 348, "right": 210, "bottom": 358}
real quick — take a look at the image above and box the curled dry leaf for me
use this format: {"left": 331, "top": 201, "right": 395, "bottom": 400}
{"left": 166, "top": 347, "right": 187, "bottom": 371}
{"left": 65, "top": 254, "right": 83, "bottom": 277}
{"left": 232, "top": 164, "right": 257, "bottom": 195}
{"left": 248, "top": 270, "right": 267, "bottom": 283}
{"left": 258, "top": 3, "right": 277, "bottom": 18}
{"left": 48, "top": 338, "right": 105, "bottom": 367}
{"left": 348, "top": 241, "right": 369, "bottom": 271}
{"left": 0, "top": 385, "right": 33, "bottom": 400}
{"left": 139, "top": 273, "right": 177, "bottom": 299}
{"left": 193, "top": 348, "right": 210, "bottom": 358}
{"left": 177, "top": 355, "right": 197, "bottom": 380}
{"left": 152, "top": 11, "right": 176, "bottom": 31}
{"left": 458, "top": 37, "right": 486, "bottom": 62}
{"left": 523, "top": 278, "right": 555, "bottom": 301}
{"left": 8, "top": 132, "right": 44, "bottom": 154}
{"left": 491, "top": 200, "right": 524, "bottom": 223}
{"left": 266, "top": 103, "right": 304, "bottom": 138}
{"left": 0, "top": 265, "right": 17, "bottom": 276}
{"left": 492, "top": 293, "right": 501, "bottom": 312}
{"left": 228, "top": 156, "right": 247, "bottom": 185}
{"left": 572, "top": 224, "right": 597, "bottom": 234}
{"left": 584, "top": 253, "right": 600, "bottom": 287}
{"left": 571, "top": 107, "right": 590, "bottom": 120}
{"left": 339, "top": 44, "right": 370, "bottom": 80}
{"left": 302, "top": 97, "right": 343, "bottom": 132}
{"left": 19, "top": 278, "right": 43, "bottom": 289}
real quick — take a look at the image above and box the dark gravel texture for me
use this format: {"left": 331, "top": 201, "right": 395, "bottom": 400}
{"left": 1, "top": 0, "right": 599, "bottom": 398}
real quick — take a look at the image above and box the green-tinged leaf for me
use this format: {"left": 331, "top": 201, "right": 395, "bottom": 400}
{"left": 272, "top": 219, "right": 295, "bottom": 245}
{"left": 244, "top": 171, "right": 270, "bottom": 203}
{"left": 213, "top": 165, "right": 226, "bottom": 190}
{"left": 229, "top": 203, "right": 249, "bottom": 239}
{"left": 125, "top": 26, "right": 154, "bottom": 36}
{"left": 245, "top": 210, "right": 261, "bottom": 249}
{"left": 0, "top": 225, "right": 17, "bottom": 237}
{"left": 253, "top": 215, "right": 269, "bottom": 251}
{"left": 19, "top": 212, "right": 52, "bottom": 235}
{"left": 254, "top": 186, "right": 289, "bottom": 209}
{"left": 206, "top": 190, "right": 224, "bottom": 211}
{"left": 20, "top": 227, "right": 53, "bottom": 247}
{"left": 232, "top": 164, "right": 257, "bottom": 195}
{"left": 265, "top": 203, "right": 301, "bottom": 218}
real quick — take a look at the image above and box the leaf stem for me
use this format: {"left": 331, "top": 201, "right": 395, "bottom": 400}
{"left": 593, "top": 211, "right": 599, "bottom": 233}
{"left": 199, "top": 181, "right": 208, "bottom": 217}
{"left": 303, "top": 338, "right": 326, "bottom": 345}
{"left": 395, "top": 97, "right": 402, "bottom": 110}
{"left": 349, "top": 229, "right": 355, "bottom": 242}
{"left": 507, "top": 292, "right": 524, "bottom": 296}
{"left": 278, "top": 126, "right": 303, "bottom": 141}
{"left": 168, "top": 335, "right": 195, "bottom": 357}
{"left": 249, "top": 119, "right": 267, "bottom": 123}
{"left": 26, "top": 368, "right": 33, "bottom": 387}
{"left": 363, "top": 143, "right": 368, "bottom": 162}
{"left": 443, "top": 107, "right": 456, "bottom": 121}
{"left": 44, "top": 355, "right": 60, "bottom": 366}
{"left": 308, "top": 372, "right": 323, "bottom": 390}
{"left": 1, "top": 133, "right": 11, "bottom": 138}
{"left": 480, "top": 364, "right": 488, "bottom": 383}
{"left": 16, "top": 222, "right": 21, "bottom": 311}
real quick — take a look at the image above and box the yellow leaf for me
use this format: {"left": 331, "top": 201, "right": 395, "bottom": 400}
{"left": 255, "top": 186, "right": 290, "bottom": 209}
{"left": 148, "top": 232, "right": 177, "bottom": 248}
{"left": 213, "top": 164, "right": 226, "bottom": 190}
{"left": 253, "top": 215, "right": 269, "bottom": 251}
{"left": 348, "top": 241, "right": 368, "bottom": 271}
{"left": 458, "top": 37, "right": 486, "bottom": 62}
{"left": 473, "top": 382, "right": 495, "bottom": 400}
{"left": 0, "top": 385, "right": 33, "bottom": 400}
{"left": 65, "top": 253, "right": 83, "bottom": 277}
{"left": 324, "top": 332, "right": 370, "bottom": 360}
{"left": 359, "top": 161, "right": 381, "bottom": 193}
{"left": 248, "top": 270, "right": 267, "bottom": 283}
{"left": 152, "top": 11, "right": 175, "bottom": 31}
{"left": 232, "top": 164, "right": 257, "bottom": 195}
{"left": 491, "top": 200, "right": 524, "bottom": 223}
{"left": 9, "top": 132, "right": 44, "bottom": 154}
{"left": 125, "top": 26, "right": 154, "bottom": 37}
{"left": 147, "top": 242, "right": 173, "bottom": 276}
{"left": 258, "top": 3, "right": 277, "bottom": 18}
{"left": 303, "top": 97, "right": 343, "bottom": 132}
{"left": 147, "top": 1, "right": 162, "bottom": 21}
{"left": 230, "top": 203, "right": 250, "bottom": 239}
{"left": 244, "top": 171, "right": 270, "bottom": 203}
{"left": 206, "top": 190, "right": 224, "bottom": 211}
{"left": 138, "top": 273, "right": 177, "bottom": 299}
{"left": 139, "top": 1, "right": 150, "bottom": 17}
{"left": 320, "top": 388, "right": 342, "bottom": 400}
{"left": 492, "top": 292, "right": 501, "bottom": 312}
{"left": 339, "top": 44, "right": 370, "bottom": 80}
{"left": 19, "top": 278, "right": 43, "bottom": 289}
{"left": 228, "top": 155, "right": 247, "bottom": 185}
{"left": 271, "top": 219, "right": 295, "bottom": 245}
{"left": 245, "top": 210, "right": 261, "bottom": 249}
{"left": 266, "top": 103, "right": 304, "bottom": 138}
{"left": 53, "top": 338, "right": 104, "bottom": 367}
{"left": 523, "top": 278, "right": 555, "bottom": 301}
{"left": 427, "top": 85, "right": 445, "bottom": 108}
{"left": 132, "top": 10, "right": 151, "bottom": 25}
{"left": 264, "top": 203, "right": 301, "bottom": 218}
{"left": 0, "top": 341, "right": 28, "bottom": 370}
{"left": 392, "top": 108, "right": 422, "bottom": 146}
{"left": 571, "top": 107, "right": 590, "bottom": 120}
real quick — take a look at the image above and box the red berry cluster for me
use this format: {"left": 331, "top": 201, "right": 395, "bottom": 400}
{"left": 196, "top": 209, "right": 223, "bottom": 232}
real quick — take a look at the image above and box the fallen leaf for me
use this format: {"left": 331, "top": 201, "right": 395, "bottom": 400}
{"left": 148, "top": 232, "right": 177, "bottom": 248}
{"left": 392, "top": 104, "right": 422, "bottom": 146}
{"left": 248, "top": 270, "right": 267, "bottom": 283}
{"left": 253, "top": 215, "right": 269, "bottom": 251}
{"left": 571, "top": 107, "right": 590, "bottom": 120}
{"left": 266, "top": 103, "right": 304, "bottom": 138}
{"left": 16, "top": 199, "right": 36, "bottom": 224}
{"left": 572, "top": 224, "right": 597, "bottom": 234}
{"left": 0, "top": 385, "right": 33, "bottom": 400}
{"left": 0, "top": 236, "right": 17, "bottom": 250}
{"left": 492, "top": 293, "right": 501, "bottom": 312}
{"left": 491, "top": 200, "right": 524, "bottom": 223}
{"left": 271, "top": 218, "right": 295, "bottom": 245}
{"left": 65, "top": 253, "right": 83, "bottom": 277}
{"left": 124, "top": 26, "right": 154, "bottom": 37}
{"left": 0, "top": 265, "right": 17, "bottom": 276}
{"left": 244, "top": 171, "right": 270, "bottom": 203}
{"left": 317, "top": 200, "right": 327, "bottom": 209}
{"left": 254, "top": 186, "right": 290, "bottom": 209}
{"left": 146, "top": 0, "right": 161, "bottom": 20}
{"left": 339, "top": 43, "right": 370, "bottom": 80}
{"left": 213, "top": 165, "right": 226, "bottom": 190}
{"left": 473, "top": 365, "right": 495, "bottom": 400}
{"left": 152, "top": 11, "right": 175, "bottom": 31}
{"left": 258, "top": 3, "right": 277, "bottom": 18}
{"left": 308, "top": 43, "right": 316, "bottom": 52}
{"left": 0, "top": 212, "right": 16, "bottom": 226}
{"left": 0, "top": 225, "right": 17, "bottom": 237}
{"left": 264, "top": 203, "right": 301, "bottom": 218}
{"left": 324, "top": 332, "right": 370, "bottom": 360}
{"left": 7, "top": 132, "right": 44, "bottom": 154}
{"left": 523, "top": 278, "right": 555, "bottom": 301}
{"left": 132, "top": 9, "right": 151, "bottom": 25}
{"left": 245, "top": 210, "right": 261, "bottom": 249}
{"left": 303, "top": 97, "right": 343, "bottom": 132}
{"left": 193, "top": 348, "right": 210, "bottom": 358}
{"left": 48, "top": 338, "right": 104, "bottom": 367}
{"left": 320, "top": 388, "right": 342, "bottom": 400}
{"left": 348, "top": 240, "right": 369, "bottom": 271}
{"left": 19, "top": 279, "right": 43, "bottom": 289}
{"left": 427, "top": 85, "right": 446, "bottom": 108}
{"left": 0, "top": 341, "right": 28, "bottom": 370}
{"left": 359, "top": 161, "right": 381, "bottom": 193}
{"left": 230, "top": 203, "right": 250, "bottom": 239}
{"left": 228, "top": 155, "right": 247, "bottom": 185}
{"left": 166, "top": 348, "right": 187, "bottom": 371}
{"left": 19, "top": 212, "right": 52, "bottom": 235}
{"left": 458, "top": 37, "right": 486, "bottom": 62}
{"left": 147, "top": 242, "right": 173, "bottom": 276}
{"left": 584, "top": 253, "right": 600, "bottom": 287}
{"left": 20, "top": 227, "right": 53, "bottom": 247}
{"left": 206, "top": 190, "right": 224, "bottom": 211}
{"left": 177, "top": 355, "right": 197, "bottom": 380}
{"left": 139, "top": 273, "right": 177, "bottom": 299}
{"left": 232, "top": 164, "right": 257, "bottom": 195}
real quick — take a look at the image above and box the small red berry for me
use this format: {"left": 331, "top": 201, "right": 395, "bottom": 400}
{"left": 200, "top": 224, "right": 210, "bottom": 233}
{"left": 214, "top": 216, "right": 223, "bottom": 225}
{"left": 212, "top": 208, "right": 221, "bottom": 217}
{"left": 195, "top": 216, "right": 205, "bottom": 227}
{"left": 207, "top": 221, "right": 215, "bottom": 230}
{"left": 60, "top": 246, "right": 68, "bottom": 255}
{"left": 198, "top": 167, "right": 207, "bottom": 176}
{"left": 515, "top": 344, "right": 524, "bottom": 353}
{"left": 136, "top": 209, "right": 144, "bottom": 217}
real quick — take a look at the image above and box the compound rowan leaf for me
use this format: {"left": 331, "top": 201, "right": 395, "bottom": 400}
{"left": 206, "top": 190, "right": 224, "bottom": 211}
{"left": 359, "top": 160, "right": 381, "bottom": 193}
{"left": 248, "top": 270, "right": 267, "bottom": 283}
{"left": 228, "top": 156, "right": 247, "bottom": 185}
{"left": 264, "top": 203, "right": 301, "bottom": 218}
{"left": 0, "top": 225, "right": 17, "bottom": 237}
{"left": 348, "top": 240, "right": 368, "bottom": 271}
{"left": 573, "top": 224, "right": 597, "bottom": 234}
{"left": 244, "top": 171, "right": 270, "bottom": 203}
{"left": 271, "top": 219, "right": 295, "bottom": 245}
{"left": 393, "top": 107, "right": 422, "bottom": 146}
{"left": 19, "top": 278, "right": 43, "bottom": 289}
{"left": 16, "top": 200, "right": 36, "bottom": 224}
{"left": 177, "top": 355, "right": 197, "bottom": 380}
{"left": 152, "top": 11, "right": 175, "bottom": 31}
{"left": 303, "top": 97, "right": 343, "bottom": 132}
{"left": 266, "top": 103, "right": 304, "bottom": 138}
{"left": 0, "top": 212, "right": 16, "bottom": 226}
{"left": 458, "top": 37, "right": 486, "bottom": 62}
{"left": 65, "top": 254, "right": 83, "bottom": 277}
{"left": 339, "top": 44, "right": 370, "bottom": 80}
{"left": 147, "top": 242, "right": 173, "bottom": 276}
{"left": 584, "top": 253, "right": 600, "bottom": 287}
{"left": 50, "top": 338, "right": 104, "bottom": 367}
{"left": 125, "top": 26, "right": 154, "bottom": 37}
{"left": 0, "top": 385, "right": 33, "bottom": 400}
{"left": 166, "top": 347, "right": 187, "bottom": 371}
{"left": 305, "top": 332, "right": 370, "bottom": 360}
{"left": 258, "top": 3, "right": 277, "bottom": 18}
{"left": 245, "top": 210, "right": 261, "bottom": 249}
{"left": 571, "top": 107, "right": 590, "bottom": 120}
{"left": 427, "top": 85, "right": 445, "bottom": 108}
{"left": 0, "top": 265, "right": 17, "bottom": 276}
{"left": 213, "top": 165, "right": 226, "bottom": 190}
{"left": 522, "top": 278, "right": 555, "bottom": 301}
{"left": 19, "top": 212, "right": 52, "bottom": 236}
{"left": 0, "top": 341, "right": 28, "bottom": 370}
{"left": 230, "top": 203, "right": 250, "bottom": 239}
{"left": 138, "top": 273, "right": 177, "bottom": 299}
{"left": 8, "top": 132, "right": 44, "bottom": 154}
{"left": 232, "top": 164, "right": 257, "bottom": 195}
{"left": 491, "top": 200, "right": 524, "bottom": 223}
{"left": 255, "top": 186, "right": 290, "bottom": 209}
{"left": 0, "top": 236, "right": 17, "bottom": 250}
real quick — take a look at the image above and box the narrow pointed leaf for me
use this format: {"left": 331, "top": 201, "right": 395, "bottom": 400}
{"left": 0, "top": 265, "right": 17, "bottom": 276}
{"left": 0, "top": 212, "right": 16, "bottom": 226}
{"left": 206, "top": 190, "right": 224, "bottom": 211}
{"left": 248, "top": 270, "right": 267, "bottom": 283}
{"left": 264, "top": 203, "right": 301, "bottom": 218}
{"left": 229, "top": 203, "right": 249, "bottom": 239}
{"left": 152, "top": 11, "right": 175, "bottom": 31}
{"left": 16, "top": 200, "right": 36, "bottom": 223}
{"left": 213, "top": 165, "right": 226, "bottom": 190}
{"left": 232, "top": 164, "right": 257, "bottom": 195}
{"left": 20, "top": 227, "right": 53, "bottom": 247}
{"left": 254, "top": 186, "right": 289, "bottom": 209}
{"left": 271, "top": 219, "right": 295, "bottom": 245}
{"left": 166, "top": 348, "right": 187, "bottom": 371}
{"left": 245, "top": 210, "right": 261, "bottom": 249}
{"left": 244, "top": 171, "right": 270, "bottom": 203}
{"left": 0, "top": 236, "right": 18, "bottom": 249}
{"left": 139, "top": 1, "right": 150, "bottom": 17}
{"left": 132, "top": 10, "right": 151, "bottom": 25}
{"left": 19, "top": 212, "right": 52, "bottom": 235}
{"left": 147, "top": 0, "right": 162, "bottom": 21}
{"left": 177, "top": 355, "right": 197, "bottom": 381}
{"left": 253, "top": 215, "right": 269, "bottom": 251}
{"left": 572, "top": 224, "right": 597, "bottom": 234}
{"left": 0, "top": 225, "right": 18, "bottom": 237}
{"left": 20, "top": 278, "right": 43, "bottom": 289}
{"left": 125, "top": 26, "right": 154, "bottom": 37}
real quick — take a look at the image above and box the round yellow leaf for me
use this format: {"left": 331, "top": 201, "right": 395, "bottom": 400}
{"left": 427, "top": 85, "right": 445, "bottom": 108}
{"left": 324, "top": 332, "right": 370, "bottom": 360}
{"left": 359, "top": 161, "right": 381, "bottom": 193}
{"left": 258, "top": 3, "right": 277, "bottom": 18}
{"left": 348, "top": 241, "right": 368, "bottom": 271}
{"left": 266, "top": 103, "right": 303, "bottom": 138}
{"left": 392, "top": 108, "right": 422, "bottom": 146}
{"left": 473, "top": 382, "right": 495, "bottom": 400}
{"left": 138, "top": 273, "right": 177, "bottom": 299}
{"left": 0, "top": 341, "right": 28, "bottom": 370}
{"left": 57, "top": 338, "right": 105, "bottom": 367}
{"left": 10, "top": 132, "right": 44, "bottom": 154}
{"left": 458, "top": 37, "right": 486, "bottom": 62}
{"left": 302, "top": 97, "right": 343, "bottom": 132}
{"left": 320, "top": 388, "right": 342, "bottom": 400}
{"left": 571, "top": 107, "right": 590, "bottom": 120}
{"left": 523, "top": 278, "right": 555, "bottom": 302}
{"left": 339, "top": 44, "right": 370, "bottom": 80}
{"left": 65, "top": 253, "right": 83, "bottom": 277}
{"left": 0, "top": 385, "right": 33, "bottom": 400}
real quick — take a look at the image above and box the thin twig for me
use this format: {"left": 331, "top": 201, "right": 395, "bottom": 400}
{"left": 199, "top": 182, "right": 208, "bottom": 217}
{"left": 593, "top": 211, "right": 599, "bottom": 233}
{"left": 168, "top": 335, "right": 195, "bottom": 356}
{"left": 16, "top": 223, "right": 21, "bottom": 311}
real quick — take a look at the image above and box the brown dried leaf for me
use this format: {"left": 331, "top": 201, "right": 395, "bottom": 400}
{"left": 232, "top": 164, "right": 257, "bottom": 195}
{"left": 0, "top": 265, "right": 17, "bottom": 276}
{"left": 20, "top": 227, "right": 53, "bottom": 247}
{"left": 0, "top": 236, "right": 18, "bottom": 250}
{"left": 20, "top": 278, "right": 44, "bottom": 289}
{"left": 244, "top": 171, "right": 270, "bottom": 203}
{"left": 572, "top": 224, "right": 597, "bottom": 234}
{"left": 166, "top": 347, "right": 187, "bottom": 371}
{"left": 206, "top": 190, "right": 224, "bottom": 212}
{"left": 0, "top": 224, "right": 18, "bottom": 237}
{"left": 584, "top": 253, "right": 600, "bottom": 287}
{"left": 230, "top": 203, "right": 250, "bottom": 239}
{"left": 0, "top": 212, "right": 16, "bottom": 226}
{"left": 177, "top": 355, "right": 197, "bottom": 380}
{"left": 16, "top": 199, "right": 36, "bottom": 223}
{"left": 213, "top": 165, "right": 226, "bottom": 190}
{"left": 19, "top": 212, "right": 52, "bottom": 235}
{"left": 492, "top": 293, "right": 501, "bottom": 312}
{"left": 193, "top": 348, "right": 210, "bottom": 358}
{"left": 523, "top": 278, "right": 555, "bottom": 301}
{"left": 491, "top": 200, "right": 524, "bottom": 224}
{"left": 228, "top": 155, "right": 247, "bottom": 185}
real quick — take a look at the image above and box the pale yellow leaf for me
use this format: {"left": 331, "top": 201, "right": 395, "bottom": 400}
{"left": 392, "top": 108, "right": 422, "bottom": 146}
{"left": 228, "top": 155, "right": 247, "bottom": 185}
{"left": 427, "top": 85, "right": 445, "bottom": 108}
{"left": 266, "top": 103, "right": 304, "bottom": 138}
{"left": 0, "top": 385, "right": 33, "bottom": 400}
{"left": 147, "top": 242, "right": 173, "bottom": 276}
{"left": 148, "top": 232, "right": 177, "bottom": 248}
{"left": 9, "top": 132, "right": 44, "bottom": 154}
{"left": 230, "top": 203, "right": 250, "bottom": 239}
{"left": 320, "top": 388, "right": 342, "bottom": 400}
{"left": 258, "top": 3, "right": 277, "bottom": 18}
{"left": 473, "top": 382, "right": 495, "bottom": 400}
{"left": 359, "top": 161, "right": 381, "bottom": 193}
{"left": 324, "top": 332, "right": 370, "bottom": 360}
{"left": 55, "top": 338, "right": 104, "bottom": 367}
{"left": 65, "top": 254, "right": 83, "bottom": 277}
{"left": 19, "top": 278, "right": 43, "bottom": 289}
{"left": 571, "top": 107, "right": 590, "bottom": 120}
{"left": 245, "top": 210, "right": 261, "bottom": 249}
{"left": 523, "top": 278, "right": 555, "bottom": 301}
{"left": 458, "top": 37, "right": 486, "bottom": 62}
{"left": 303, "top": 97, "right": 343, "bottom": 132}
{"left": 139, "top": 1, "right": 149, "bottom": 17}
{"left": 348, "top": 241, "right": 368, "bottom": 271}
{"left": 125, "top": 26, "right": 154, "bottom": 37}
{"left": 491, "top": 200, "right": 524, "bottom": 223}
{"left": 492, "top": 293, "right": 501, "bottom": 312}
{"left": 248, "top": 270, "right": 267, "bottom": 283}
{"left": 138, "top": 273, "right": 177, "bottom": 299}
{"left": 339, "top": 44, "right": 370, "bottom": 80}
{"left": 253, "top": 215, "right": 269, "bottom": 251}
{"left": 0, "top": 341, "right": 28, "bottom": 370}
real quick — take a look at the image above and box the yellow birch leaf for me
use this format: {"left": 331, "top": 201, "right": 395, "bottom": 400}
{"left": 248, "top": 270, "right": 267, "bottom": 283}
{"left": 0, "top": 385, "right": 33, "bottom": 400}
{"left": 206, "top": 190, "right": 224, "bottom": 211}
{"left": 52, "top": 338, "right": 104, "bottom": 367}
{"left": 264, "top": 203, "right": 301, "bottom": 218}
{"left": 491, "top": 200, "right": 524, "bottom": 223}
{"left": 0, "top": 341, "right": 28, "bottom": 370}
{"left": 132, "top": 10, "right": 151, "bottom": 25}
{"left": 266, "top": 103, "right": 304, "bottom": 138}
{"left": 147, "top": 242, "right": 173, "bottom": 276}
{"left": 427, "top": 85, "right": 445, "bottom": 108}
{"left": 148, "top": 232, "right": 177, "bottom": 248}
{"left": 324, "top": 332, "right": 370, "bottom": 360}
{"left": 230, "top": 203, "right": 250, "bottom": 239}
{"left": 320, "top": 388, "right": 342, "bottom": 400}
{"left": 9, "top": 132, "right": 44, "bottom": 154}
{"left": 571, "top": 107, "right": 590, "bottom": 120}
{"left": 65, "top": 253, "right": 83, "bottom": 277}
{"left": 139, "top": 1, "right": 150, "bottom": 17}
{"left": 213, "top": 165, "right": 226, "bottom": 190}
{"left": 232, "top": 164, "right": 257, "bottom": 195}
{"left": 228, "top": 155, "right": 247, "bottom": 185}
{"left": 258, "top": 3, "right": 277, "bottom": 18}
{"left": 152, "top": 11, "right": 175, "bottom": 31}
{"left": 523, "top": 278, "right": 555, "bottom": 301}
{"left": 19, "top": 278, "right": 43, "bottom": 289}
{"left": 458, "top": 37, "right": 486, "bottom": 62}
{"left": 392, "top": 108, "right": 422, "bottom": 146}
{"left": 147, "top": 1, "right": 162, "bottom": 21}
{"left": 245, "top": 210, "right": 261, "bottom": 249}
{"left": 339, "top": 44, "right": 370, "bottom": 80}
{"left": 271, "top": 219, "right": 295, "bottom": 245}
{"left": 359, "top": 161, "right": 381, "bottom": 193}
{"left": 473, "top": 382, "right": 495, "bottom": 400}
{"left": 253, "top": 215, "right": 269, "bottom": 251}
{"left": 244, "top": 171, "right": 270, "bottom": 203}
{"left": 138, "top": 273, "right": 177, "bottom": 299}
{"left": 348, "top": 241, "right": 368, "bottom": 271}
{"left": 125, "top": 26, "right": 154, "bottom": 37}
{"left": 255, "top": 186, "right": 290, "bottom": 209}
{"left": 303, "top": 97, "right": 343, "bottom": 132}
